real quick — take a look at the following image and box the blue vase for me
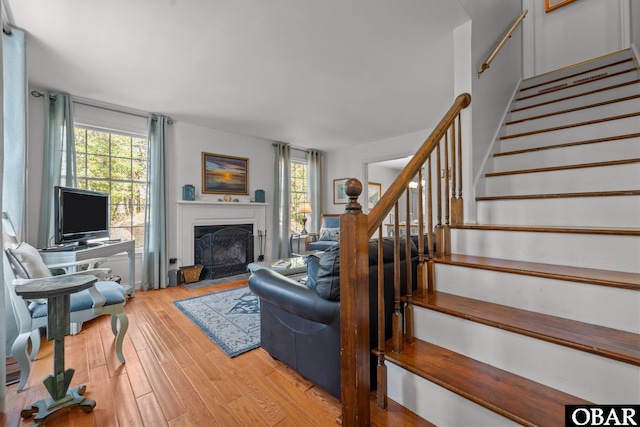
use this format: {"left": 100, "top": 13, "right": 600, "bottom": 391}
{"left": 183, "top": 185, "right": 195, "bottom": 201}
{"left": 255, "top": 189, "right": 265, "bottom": 203}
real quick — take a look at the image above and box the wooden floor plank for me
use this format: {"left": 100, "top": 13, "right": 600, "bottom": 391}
{"left": 136, "top": 348, "right": 186, "bottom": 421}
{"left": 123, "top": 335, "right": 154, "bottom": 398}
{"left": 137, "top": 392, "right": 170, "bottom": 427}
{"left": 88, "top": 363, "right": 120, "bottom": 427}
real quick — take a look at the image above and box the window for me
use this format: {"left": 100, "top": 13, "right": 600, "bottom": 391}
{"left": 74, "top": 127, "right": 148, "bottom": 247}
{"left": 290, "top": 160, "right": 308, "bottom": 233}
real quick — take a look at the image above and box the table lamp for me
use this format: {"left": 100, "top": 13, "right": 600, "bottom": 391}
{"left": 298, "top": 202, "right": 313, "bottom": 234}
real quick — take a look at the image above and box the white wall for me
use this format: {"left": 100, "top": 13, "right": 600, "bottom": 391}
{"left": 456, "top": 0, "right": 524, "bottom": 220}
{"left": 527, "top": 0, "right": 631, "bottom": 75}
{"left": 633, "top": 0, "right": 640, "bottom": 53}
{"left": 166, "top": 121, "right": 276, "bottom": 263}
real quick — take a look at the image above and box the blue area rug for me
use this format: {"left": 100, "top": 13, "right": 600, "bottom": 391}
{"left": 174, "top": 286, "right": 260, "bottom": 357}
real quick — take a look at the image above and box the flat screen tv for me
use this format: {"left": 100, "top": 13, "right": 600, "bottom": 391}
{"left": 54, "top": 186, "right": 110, "bottom": 247}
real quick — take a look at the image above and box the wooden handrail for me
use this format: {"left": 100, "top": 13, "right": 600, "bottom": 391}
{"left": 367, "top": 93, "right": 471, "bottom": 237}
{"left": 477, "top": 9, "right": 528, "bottom": 79}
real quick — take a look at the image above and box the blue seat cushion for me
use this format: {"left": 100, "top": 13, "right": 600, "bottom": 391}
{"left": 30, "top": 281, "right": 126, "bottom": 319}
{"left": 307, "top": 240, "right": 338, "bottom": 252}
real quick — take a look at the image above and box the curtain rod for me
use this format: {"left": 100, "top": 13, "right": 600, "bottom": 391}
{"left": 30, "top": 90, "right": 174, "bottom": 124}
{"left": 272, "top": 142, "right": 321, "bottom": 154}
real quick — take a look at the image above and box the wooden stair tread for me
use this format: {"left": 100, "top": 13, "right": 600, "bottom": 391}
{"left": 518, "top": 58, "right": 634, "bottom": 93}
{"left": 452, "top": 223, "right": 640, "bottom": 236}
{"left": 512, "top": 79, "right": 640, "bottom": 114}
{"left": 500, "top": 112, "right": 640, "bottom": 140}
{"left": 494, "top": 133, "right": 640, "bottom": 157}
{"left": 506, "top": 94, "right": 640, "bottom": 126}
{"left": 486, "top": 157, "right": 640, "bottom": 177}
{"left": 379, "top": 338, "right": 592, "bottom": 427}
{"left": 476, "top": 189, "right": 640, "bottom": 201}
{"left": 412, "top": 291, "right": 640, "bottom": 366}
{"left": 514, "top": 67, "right": 639, "bottom": 102}
{"left": 436, "top": 254, "right": 640, "bottom": 290}
{"left": 370, "top": 395, "right": 435, "bottom": 427}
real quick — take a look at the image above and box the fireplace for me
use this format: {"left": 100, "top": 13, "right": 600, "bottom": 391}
{"left": 194, "top": 224, "right": 254, "bottom": 280}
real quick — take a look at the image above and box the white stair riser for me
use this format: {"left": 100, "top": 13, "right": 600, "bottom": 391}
{"left": 450, "top": 228, "right": 640, "bottom": 273}
{"left": 500, "top": 116, "right": 640, "bottom": 151}
{"left": 485, "top": 163, "right": 640, "bottom": 196}
{"left": 514, "top": 72, "right": 638, "bottom": 109}
{"left": 521, "top": 51, "right": 635, "bottom": 89}
{"left": 387, "top": 363, "right": 518, "bottom": 427}
{"left": 510, "top": 82, "right": 640, "bottom": 121}
{"left": 413, "top": 308, "right": 640, "bottom": 403}
{"left": 477, "top": 196, "right": 640, "bottom": 228}
{"left": 494, "top": 138, "right": 640, "bottom": 172}
{"left": 435, "top": 263, "right": 640, "bottom": 333}
{"left": 505, "top": 97, "right": 640, "bottom": 136}
{"left": 518, "top": 61, "right": 637, "bottom": 97}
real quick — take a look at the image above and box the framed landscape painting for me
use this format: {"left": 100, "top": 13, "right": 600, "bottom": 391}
{"left": 202, "top": 152, "right": 249, "bottom": 195}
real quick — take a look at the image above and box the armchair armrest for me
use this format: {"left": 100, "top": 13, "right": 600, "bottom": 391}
{"left": 304, "top": 233, "right": 320, "bottom": 251}
{"left": 248, "top": 269, "right": 339, "bottom": 325}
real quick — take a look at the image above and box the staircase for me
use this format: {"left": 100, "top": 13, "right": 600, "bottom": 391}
{"left": 383, "top": 49, "right": 640, "bottom": 426}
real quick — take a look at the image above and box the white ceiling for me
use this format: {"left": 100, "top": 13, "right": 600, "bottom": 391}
{"left": 5, "top": 0, "right": 470, "bottom": 151}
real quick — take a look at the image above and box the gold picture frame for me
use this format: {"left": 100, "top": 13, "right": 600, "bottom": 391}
{"left": 201, "top": 152, "right": 249, "bottom": 195}
{"left": 545, "top": 0, "right": 576, "bottom": 12}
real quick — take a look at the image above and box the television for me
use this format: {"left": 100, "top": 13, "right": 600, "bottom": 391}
{"left": 54, "top": 186, "right": 110, "bottom": 247}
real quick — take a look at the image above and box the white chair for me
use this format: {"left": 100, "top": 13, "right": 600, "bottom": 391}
{"left": 3, "top": 214, "right": 128, "bottom": 392}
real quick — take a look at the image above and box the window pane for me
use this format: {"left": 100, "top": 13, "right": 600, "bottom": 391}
{"left": 87, "top": 130, "right": 110, "bottom": 155}
{"left": 132, "top": 160, "right": 147, "bottom": 181}
{"left": 86, "top": 155, "right": 110, "bottom": 179}
{"left": 87, "top": 180, "right": 110, "bottom": 193}
{"left": 74, "top": 129, "right": 87, "bottom": 154}
{"left": 111, "top": 134, "right": 132, "bottom": 158}
{"left": 132, "top": 138, "right": 147, "bottom": 161}
{"left": 111, "top": 157, "right": 132, "bottom": 180}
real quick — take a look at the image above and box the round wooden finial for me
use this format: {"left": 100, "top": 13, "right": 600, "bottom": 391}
{"left": 345, "top": 178, "right": 362, "bottom": 214}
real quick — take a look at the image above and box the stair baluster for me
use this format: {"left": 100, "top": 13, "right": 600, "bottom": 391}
{"left": 376, "top": 225, "right": 387, "bottom": 409}
{"left": 405, "top": 189, "right": 415, "bottom": 344}
{"left": 392, "top": 203, "right": 403, "bottom": 354}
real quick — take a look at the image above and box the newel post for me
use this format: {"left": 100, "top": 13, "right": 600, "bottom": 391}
{"left": 340, "top": 178, "right": 371, "bottom": 426}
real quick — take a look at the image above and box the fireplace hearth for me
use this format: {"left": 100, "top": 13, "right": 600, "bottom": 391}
{"left": 194, "top": 224, "right": 254, "bottom": 280}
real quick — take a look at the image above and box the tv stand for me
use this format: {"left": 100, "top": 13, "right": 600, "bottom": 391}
{"left": 40, "top": 240, "right": 135, "bottom": 297}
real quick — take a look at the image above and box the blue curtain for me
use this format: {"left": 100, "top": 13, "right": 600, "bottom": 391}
{"left": 2, "top": 24, "right": 26, "bottom": 410}
{"left": 141, "top": 115, "right": 168, "bottom": 290}
{"left": 273, "top": 143, "right": 291, "bottom": 258}
{"left": 2, "top": 26, "right": 26, "bottom": 239}
{"left": 38, "top": 92, "right": 76, "bottom": 248}
{"left": 307, "top": 149, "right": 323, "bottom": 234}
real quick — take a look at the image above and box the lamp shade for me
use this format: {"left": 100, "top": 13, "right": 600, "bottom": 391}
{"left": 298, "top": 202, "right": 313, "bottom": 215}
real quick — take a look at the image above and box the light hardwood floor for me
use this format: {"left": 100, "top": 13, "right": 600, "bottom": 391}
{"left": 2, "top": 280, "right": 428, "bottom": 426}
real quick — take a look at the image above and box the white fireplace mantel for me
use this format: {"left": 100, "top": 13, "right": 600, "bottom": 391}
{"left": 176, "top": 201, "right": 269, "bottom": 265}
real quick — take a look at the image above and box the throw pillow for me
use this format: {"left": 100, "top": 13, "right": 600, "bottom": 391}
{"left": 305, "top": 253, "right": 321, "bottom": 290}
{"left": 315, "top": 245, "right": 340, "bottom": 301}
{"left": 318, "top": 227, "right": 340, "bottom": 241}
{"left": 6, "top": 242, "right": 52, "bottom": 279}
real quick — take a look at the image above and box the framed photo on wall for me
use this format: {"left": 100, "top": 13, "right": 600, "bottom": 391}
{"left": 201, "top": 152, "right": 249, "bottom": 195}
{"left": 368, "top": 182, "right": 382, "bottom": 209}
{"left": 333, "top": 178, "right": 348, "bottom": 204}
{"left": 545, "top": 0, "right": 576, "bottom": 12}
